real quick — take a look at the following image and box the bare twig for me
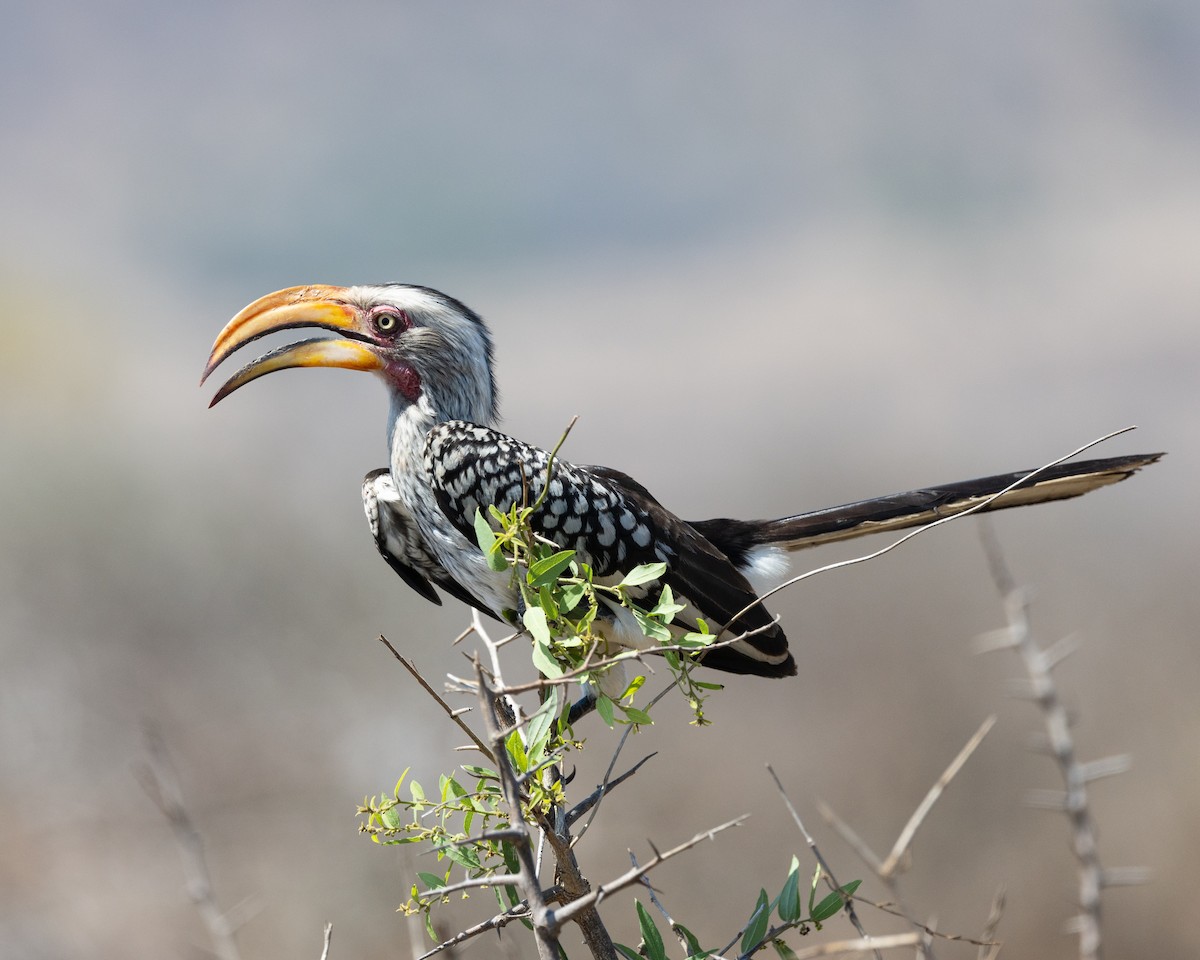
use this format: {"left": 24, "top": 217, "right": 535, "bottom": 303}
{"left": 765, "top": 766, "right": 880, "bottom": 960}
{"left": 879, "top": 715, "right": 997, "bottom": 879}
{"left": 551, "top": 817, "right": 747, "bottom": 929}
{"left": 319, "top": 922, "right": 333, "bottom": 960}
{"left": 977, "top": 886, "right": 1005, "bottom": 960}
{"left": 417, "top": 900, "right": 536, "bottom": 960}
{"left": 814, "top": 717, "right": 995, "bottom": 960}
{"left": 774, "top": 932, "right": 922, "bottom": 958}
{"left": 378, "top": 636, "right": 495, "bottom": 761}
{"left": 136, "top": 728, "right": 242, "bottom": 960}
{"left": 566, "top": 753, "right": 657, "bottom": 826}
{"left": 846, "top": 895, "right": 999, "bottom": 947}
{"left": 573, "top": 680, "right": 680, "bottom": 845}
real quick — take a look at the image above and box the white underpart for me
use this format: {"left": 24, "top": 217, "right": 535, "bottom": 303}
{"left": 741, "top": 544, "right": 792, "bottom": 595}
{"left": 387, "top": 400, "right": 515, "bottom": 614}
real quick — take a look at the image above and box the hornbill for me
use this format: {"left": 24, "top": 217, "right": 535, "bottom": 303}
{"left": 202, "top": 284, "right": 1161, "bottom": 678}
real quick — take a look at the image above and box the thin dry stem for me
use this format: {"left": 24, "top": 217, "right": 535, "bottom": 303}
{"left": 378, "top": 636, "right": 494, "bottom": 761}
{"left": 879, "top": 715, "right": 996, "bottom": 878}
{"left": 136, "top": 728, "right": 242, "bottom": 960}
{"left": 766, "top": 765, "right": 880, "bottom": 960}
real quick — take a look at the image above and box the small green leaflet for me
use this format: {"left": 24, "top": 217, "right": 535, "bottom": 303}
{"left": 741, "top": 888, "right": 770, "bottom": 954}
{"left": 505, "top": 729, "right": 528, "bottom": 772}
{"left": 525, "top": 688, "right": 560, "bottom": 758}
{"left": 778, "top": 856, "right": 802, "bottom": 922}
{"left": 620, "top": 562, "right": 667, "bottom": 588}
{"left": 528, "top": 549, "right": 576, "bottom": 587}
{"left": 596, "top": 693, "right": 615, "bottom": 727}
{"left": 438, "top": 840, "right": 481, "bottom": 872}
{"left": 635, "top": 901, "right": 667, "bottom": 960}
{"left": 773, "top": 941, "right": 801, "bottom": 960}
{"left": 523, "top": 607, "right": 565, "bottom": 679}
{"left": 621, "top": 704, "right": 654, "bottom": 726}
{"left": 417, "top": 871, "right": 446, "bottom": 891}
{"left": 811, "top": 880, "right": 861, "bottom": 922}
{"left": 473, "top": 508, "right": 508, "bottom": 571}
{"left": 558, "top": 581, "right": 587, "bottom": 612}
{"left": 631, "top": 606, "right": 672, "bottom": 643}
{"left": 532, "top": 638, "right": 564, "bottom": 679}
{"left": 614, "top": 946, "right": 643, "bottom": 960}
{"left": 522, "top": 605, "right": 550, "bottom": 643}
{"left": 650, "top": 584, "right": 685, "bottom": 621}
{"left": 674, "top": 923, "right": 705, "bottom": 957}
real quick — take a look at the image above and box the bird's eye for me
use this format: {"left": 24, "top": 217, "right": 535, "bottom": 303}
{"left": 373, "top": 311, "right": 406, "bottom": 335}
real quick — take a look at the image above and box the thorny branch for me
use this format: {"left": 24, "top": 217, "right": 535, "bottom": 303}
{"left": 978, "top": 523, "right": 1148, "bottom": 960}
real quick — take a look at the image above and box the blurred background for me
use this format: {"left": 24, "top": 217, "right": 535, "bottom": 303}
{"left": 2, "top": 2, "right": 1197, "bottom": 957}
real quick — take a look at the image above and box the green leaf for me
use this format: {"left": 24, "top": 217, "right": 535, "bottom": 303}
{"left": 505, "top": 729, "right": 529, "bottom": 773}
{"left": 631, "top": 606, "right": 672, "bottom": 642}
{"left": 636, "top": 901, "right": 667, "bottom": 960}
{"left": 619, "top": 562, "right": 667, "bottom": 588}
{"left": 621, "top": 705, "right": 654, "bottom": 726}
{"left": 531, "top": 637, "right": 565, "bottom": 679}
{"left": 537, "top": 584, "right": 559, "bottom": 620}
{"left": 810, "top": 880, "right": 860, "bottom": 923}
{"left": 558, "top": 582, "right": 587, "bottom": 613}
{"left": 409, "top": 780, "right": 426, "bottom": 804}
{"left": 417, "top": 871, "right": 446, "bottom": 891}
{"left": 596, "top": 693, "right": 615, "bottom": 727}
{"left": 773, "top": 941, "right": 801, "bottom": 960}
{"left": 675, "top": 923, "right": 704, "bottom": 956}
{"left": 741, "top": 889, "right": 771, "bottom": 954}
{"left": 526, "top": 689, "right": 560, "bottom": 758}
{"left": 425, "top": 908, "right": 437, "bottom": 942}
{"left": 650, "top": 584, "right": 685, "bottom": 621}
{"left": 528, "top": 550, "right": 577, "bottom": 587}
{"left": 619, "top": 674, "right": 645, "bottom": 700}
{"left": 500, "top": 840, "right": 520, "bottom": 875}
{"left": 778, "top": 856, "right": 802, "bottom": 922}
{"left": 439, "top": 840, "right": 482, "bottom": 872}
{"left": 523, "top": 605, "right": 551, "bottom": 645}
{"left": 393, "top": 767, "right": 410, "bottom": 798}
{"left": 379, "top": 806, "right": 401, "bottom": 830}
{"left": 614, "top": 945, "right": 643, "bottom": 960}
{"left": 473, "top": 509, "right": 508, "bottom": 571}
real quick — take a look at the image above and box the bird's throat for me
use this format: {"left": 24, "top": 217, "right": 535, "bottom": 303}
{"left": 386, "top": 359, "right": 422, "bottom": 403}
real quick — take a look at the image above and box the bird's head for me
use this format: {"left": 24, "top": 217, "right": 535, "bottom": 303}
{"left": 202, "top": 284, "right": 498, "bottom": 425}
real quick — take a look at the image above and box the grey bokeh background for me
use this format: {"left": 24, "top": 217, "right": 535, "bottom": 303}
{"left": 3, "top": 2, "right": 1197, "bottom": 957}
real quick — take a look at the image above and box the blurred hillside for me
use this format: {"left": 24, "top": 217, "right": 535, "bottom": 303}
{"left": 2, "top": 3, "right": 1197, "bottom": 958}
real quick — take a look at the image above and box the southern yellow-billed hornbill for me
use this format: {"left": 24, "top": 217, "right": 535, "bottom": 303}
{"left": 202, "top": 284, "right": 1160, "bottom": 677}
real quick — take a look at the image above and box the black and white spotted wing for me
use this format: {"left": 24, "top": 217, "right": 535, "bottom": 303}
{"left": 362, "top": 468, "right": 501, "bottom": 618}
{"left": 424, "top": 421, "right": 796, "bottom": 677}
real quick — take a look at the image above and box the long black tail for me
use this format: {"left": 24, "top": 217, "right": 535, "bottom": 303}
{"left": 691, "top": 453, "right": 1163, "bottom": 563}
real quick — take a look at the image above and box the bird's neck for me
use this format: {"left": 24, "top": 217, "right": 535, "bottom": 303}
{"left": 386, "top": 387, "right": 495, "bottom": 476}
